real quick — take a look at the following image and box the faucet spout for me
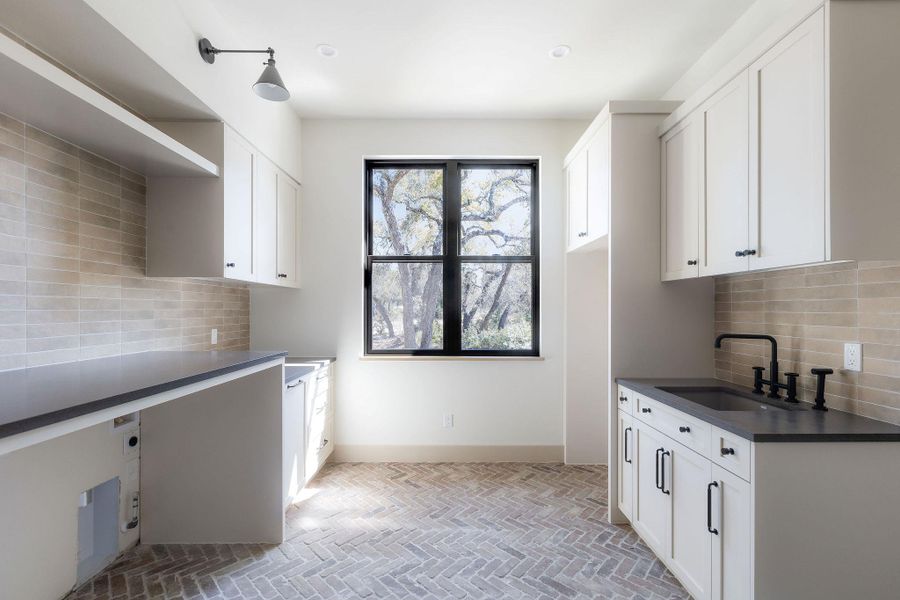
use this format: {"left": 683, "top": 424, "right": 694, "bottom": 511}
{"left": 715, "top": 333, "right": 782, "bottom": 399}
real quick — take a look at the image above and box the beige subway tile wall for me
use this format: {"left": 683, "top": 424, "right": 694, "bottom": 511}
{"left": 0, "top": 112, "right": 249, "bottom": 371}
{"left": 715, "top": 261, "right": 900, "bottom": 425}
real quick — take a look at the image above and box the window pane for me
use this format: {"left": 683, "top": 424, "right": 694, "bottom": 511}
{"left": 371, "top": 262, "right": 443, "bottom": 350}
{"left": 371, "top": 168, "right": 443, "bottom": 256}
{"left": 462, "top": 263, "right": 532, "bottom": 350}
{"left": 460, "top": 168, "right": 532, "bottom": 256}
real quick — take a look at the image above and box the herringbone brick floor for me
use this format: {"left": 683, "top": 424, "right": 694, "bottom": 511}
{"left": 67, "top": 463, "right": 688, "bottom": 599}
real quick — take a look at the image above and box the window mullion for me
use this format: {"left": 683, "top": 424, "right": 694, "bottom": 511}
{"left": 444, "top": 161, "right": 462, "bottom": 355}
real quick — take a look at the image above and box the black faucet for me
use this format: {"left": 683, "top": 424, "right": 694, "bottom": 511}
{"left": 715, "top": 333, "right": 797, "bottom": 401}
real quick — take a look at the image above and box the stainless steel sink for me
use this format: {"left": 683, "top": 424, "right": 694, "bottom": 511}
{"left": 657, "top": 386, "right": 796, "bottom": 411}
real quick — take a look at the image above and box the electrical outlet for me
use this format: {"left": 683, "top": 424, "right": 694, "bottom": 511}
{"left": 442, "top": 413, "right": 454, "bottom": 428}
{"left": 211, "top": 328, "right": 218, "bottom": 345}
{"left": 844, "top": 342, "right": 862, "bottom": 372}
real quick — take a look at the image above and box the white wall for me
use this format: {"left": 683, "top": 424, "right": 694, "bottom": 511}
{"left": 564, "top": 249, "right": 608, "bottom": 464}
{"left": 252, "top": 119, "right": 585, "bottom": 454}
{"left": 84, "top": 0, "right": 302, "bottom": 179}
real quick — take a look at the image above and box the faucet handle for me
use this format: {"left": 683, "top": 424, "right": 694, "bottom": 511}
{"left": 784, "top": 372, "right": 800, "bottom": 403}
{"left": 811, "top": 368, "right": 833, "bottom": 411}
{"left": 751, "top": 366, "right": 766, "bottom": 394}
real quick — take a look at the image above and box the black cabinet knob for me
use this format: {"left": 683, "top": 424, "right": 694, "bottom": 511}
{"left": 746, "top": 249, "right": 757, "bottom": 256}
{"left": 641, "top": 408, "right": 652, "bottom": 414}
{"left": 721, "top": 447, "right": 735, "bottom": 456}
{"left": 225, "top": 262, "right": 236, "bottom": 268}
{"left": 735, "top": 250, "right": 746, "bottom": 257}
{"left": 278, "top": 273, "right": 288, "bottom": 278}
{"left": 619, "top": 395, "right": 627, "bottom": 403}
{"left": 687, "top": 260, "right": 698, "bottom": 266}
{"left": 679, "top": 426, "right": 690, "bottom": 433}
{"left": 128, "top": 435, "right": 139, "bottom": 448}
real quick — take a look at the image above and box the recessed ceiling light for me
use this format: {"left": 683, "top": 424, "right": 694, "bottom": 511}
{"left": 316, "top": 44, "right": 338, "bottom": 58}
{"left": 549, "top": 45, "right": 571, "bottom": 59}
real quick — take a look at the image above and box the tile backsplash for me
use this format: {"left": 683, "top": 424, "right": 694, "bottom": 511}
{"left": 715, "top": 261, "right": 900, "bottom": 425}
{"left": 0, "top": 112, "right": 249, "bottom": 371}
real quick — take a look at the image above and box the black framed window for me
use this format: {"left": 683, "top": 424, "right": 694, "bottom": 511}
{"left": 365, "top": 159, "right": 539, "bottom": 356}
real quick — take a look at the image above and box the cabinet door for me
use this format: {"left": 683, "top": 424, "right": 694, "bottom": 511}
{"left": 711, "top": 465, "right": 752, "bottom": 600}
{"left": 668, "top": 444, "right": 713, "bottom": 600}
{"left": 586, "top": 121, "right": 610, "bottom": 242}
{"left": 223, "top": 129, "right": 256, "bottom": 281}
{"left": 749, "top": 8, "right": 825, "bottom": 271}
{"left": 255, "top": 157, "right": 279, "bottom": 285}
{"left": 566, "top": 149, "right": 588, "bottom": 250}
{"left": 700, "top": 72, "right": 750, "bottom": 276}
{"left": 617, "top": 411, "right": 635, "bottom": 521}
{"left": 283, "top": 380, "right": 305, "bottom": 508}
{"left": 633, "top": 424, "right": 670, "bottom": 557}
{"left": 276, "top": 172, "right": 300, "bottom": 287}
{"left": 661, "top": 114, "right": 701, "bottom": 281}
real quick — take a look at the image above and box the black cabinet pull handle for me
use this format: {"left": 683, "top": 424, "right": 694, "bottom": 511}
{"left": 655, "top": 448, "right": 663, "bottom": 490}
{"left": 623, "top": 427, "right": 632, "bottom": 464}
{"left": 746, "top": 249, "right": 757, "bottom": 256}
{"left": 721, "top": 447, "right": 735, "bottom": 456}
{"left": 679, "top": 426, "right": 690, "bottom": 433}
{"left": 707, "top": 482, "right": 719, "bottom": 535}
{"left": 661, "top": 450, "right": 671, "bottom": 495}
{"left": 286, "top": 381, "right": 302, "bottom": 389}
{"left": 735, "top": 250, "right": 746, "bottom": 257}
{"left": 225, "top": 262, "right": 236, "bottom": 268}
{"left": 641, "top": 407, "right": 651, "bottom": 414}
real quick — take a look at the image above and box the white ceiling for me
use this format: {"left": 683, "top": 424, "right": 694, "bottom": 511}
{"left": 212, "top": 0, "right": 756, "bottom": 119}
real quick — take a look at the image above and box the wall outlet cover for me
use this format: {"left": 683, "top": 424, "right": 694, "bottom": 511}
{"left": 843, "top": 342, "right": 862, "bottom": 372}
{"left": 442, "top": 413, "right": 454, "bottom": 428}
{"left": 211, "top": 328, "right": 218, "bottom": 345}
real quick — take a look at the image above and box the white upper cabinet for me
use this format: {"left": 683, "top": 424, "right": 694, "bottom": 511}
{"left": 586, "top": 120, "right": 610, "bottom": 241}
{"left": 566, "top": 116, "right": 610, "bottom": 253}
{"left": 255, "top": 156, "right": 279, "bottom": 286}
{"left": 749, "top": 8, "right": 825, "bottom": 271}
{"left": 566, "top": 148, "right": 589, "bottom": 250}
{"left": 660, "top": 114, "right": 701, "bottom": 281}
{"left": 699, "top": 72, "right": 750, "bottom": 277}
{"left": 148, "top": 121, "right": 301, "bottom": 288}
{"left": 223, "top": 129, "right": 256, "bottom": 282}
{"left": 276, "top": 174, "right": 300, "bottom": 287}
{"left": 659, "top": 2, "right": 900, "bottom": 280}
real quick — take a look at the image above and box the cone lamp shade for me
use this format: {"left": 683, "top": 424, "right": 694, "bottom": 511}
{"left": 253, "top": 58, "right": 290, "bottom": 101}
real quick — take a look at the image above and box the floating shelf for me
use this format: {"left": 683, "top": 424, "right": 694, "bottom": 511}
{"left": 0, "top": 32, "right": 218, "bottom": 177}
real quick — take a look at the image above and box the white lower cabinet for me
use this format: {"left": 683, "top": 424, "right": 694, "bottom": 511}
{"left": 668, "top": 443, "right": 713, "bottom": 600}
{"left": 617, "top": 411, "right": 635, "bottom": 521}
{"left": 623, "top": 394, "right": 751, "bottom": 600}
{"left": 711, "top": 464, "right": 751, "bottom": 600}
{"left": 633, "top": 423, "right": 669, "bottom": 557}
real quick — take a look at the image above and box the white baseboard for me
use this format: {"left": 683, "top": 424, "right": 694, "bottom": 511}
{"left": 331, "top": 444, "right": 564, "bottom": 463}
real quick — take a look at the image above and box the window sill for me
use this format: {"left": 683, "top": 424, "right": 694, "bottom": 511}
{"left": 359, "top": 355, "right": 545, "bottom": 362}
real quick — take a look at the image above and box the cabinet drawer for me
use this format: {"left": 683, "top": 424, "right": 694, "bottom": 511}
{"left": 710, "top": 425, "right": 751, "bottom": 482}
{"left": 617, "top": 385, "right": 635, "bottom": 415}
{"left": 634, "top": 394, "right": 710, "bottom": 456}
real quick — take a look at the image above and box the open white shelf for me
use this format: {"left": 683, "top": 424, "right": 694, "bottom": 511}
{"left": 0, "top": 32, "right": 218, "bottom": 177}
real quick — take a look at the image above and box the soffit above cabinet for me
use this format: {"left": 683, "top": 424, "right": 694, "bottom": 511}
{"left": 0, "top": 0, "right": 216, "bottom": 121}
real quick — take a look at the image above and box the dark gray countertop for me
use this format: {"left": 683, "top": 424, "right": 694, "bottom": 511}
{"left": 617, "top": 378, "right": 900, "bottom": 442}
{"left": 0, "top": 350, "right": 287, "bottom": 440}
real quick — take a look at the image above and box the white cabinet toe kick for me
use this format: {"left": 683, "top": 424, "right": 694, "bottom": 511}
{"left": 616, "top": 383, "right": 900, "bottom": 600}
